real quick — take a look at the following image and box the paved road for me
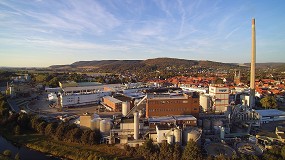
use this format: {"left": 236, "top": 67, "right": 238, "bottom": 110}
{"left": 7, "top": 98, "right": 20, "bottom": 113}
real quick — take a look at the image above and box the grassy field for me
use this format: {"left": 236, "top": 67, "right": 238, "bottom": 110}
{"left": 0, "top": 128, "right": 134, "bottom": 160}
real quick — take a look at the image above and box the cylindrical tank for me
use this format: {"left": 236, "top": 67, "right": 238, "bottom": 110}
{"left": 200, "top": 94, "right": 210, "bottom": 111}
{"left": 220, "top": 127, "right": 225, "bottom": 139}
{"left": 91, "top": 118, "right": 101, "bottom": 130}
{"left": 198, "top": 120, "right": 202, "bottom": 127}
{"left": 212, "top": 119, "right": 223, "bottom": 127}
{"left": 187, "top": 130, "right": 201, "bottom": 142}
{"left": 183, "top": 128, "right": 202, "bottom": 145}
{"left": 133, "top": 112, "right": 139, "bottom": 140}
{"left": 139, "top": 110, "right": 143, "bottom": 118}
{"left": 167, "top": 135, "right": 174, "bottom": 144}
{"left": 203, "top": 119, "right": 211, "bottom": 130}
{"left": 122, "top": 102, "right": 130, "bottom": 117}
{"left": 100, "top": 119, "right": 106, "bottom": 133}
{"left": 105, "top": 119, "right": 112, "bottom": 133}
{"left": 174, "top": 128, "right": 181, "bottom": 144}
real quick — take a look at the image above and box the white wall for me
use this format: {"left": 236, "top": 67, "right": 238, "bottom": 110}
{"left": 61, "top": 91, "right": 111, "bottom": 107}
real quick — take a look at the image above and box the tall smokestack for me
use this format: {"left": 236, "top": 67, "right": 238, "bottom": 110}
{"left": 250, "top": 18, "right": 256, "bottom": 109}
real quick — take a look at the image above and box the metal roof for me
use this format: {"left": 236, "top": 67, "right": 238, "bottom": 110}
{"left": 173, "top": 115, "right": 197, "bottom": 121}
{"left": 104, "top": 96, "right": 122, "bottom": 104}
{"left": 255, "top": 109, "right": 285, "bottom": 117}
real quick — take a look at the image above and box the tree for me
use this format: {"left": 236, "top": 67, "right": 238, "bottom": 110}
{"left": 3, "top": 150, "right": 12, "bottom": 157}
{"left": 54, "top": 123, "right": 66, "bottom": 141}
{"left": 48, "top": 77, "right": 59, "bottom": 87}
{"left": 14, "top": 125, "right": 21, "bottom": 135}
{"left": 45, "top": 122, "right": 57, "bottom": 135}
{"left": 173, "top": 143, "right": 182, "bottom": 160}
{"left": 0, "top": 99, "right": 9, "bottom": 120}
{"left": 81, "top": 129, "right": 92, "bottom": 144}
{"left": 214, "top": 78, "right": 223, "bottom": 84}
{"left": 260, "top": 95, "right": 277, "bottom": 109}
{"left": 37, "top": 121, "right": 47, "bottom": 134}
{"left": 182, "top": 140, "right": 202, "bottom": 160}
{"left": 15, "top": 153, "right": 20, "bottom": 160}
{"left": 17, "top": 113, "right": 30, "bottom": 129}
{"left": 30, "top": 115, "right": 41, "bottom": 130}
{"left": 35, "top": 74, "right": 48, "bottom": 83}
{"left": 89, "top": 130, "right": 101, "bottom": 145}
{"left": 67, "top": 128, "right": 82, "bottom": 143}
{"left": 159, "top": 141, "right": 173, "bottom": 160}
{"left": 281, "top": 145, "right": 285, "bottom": 159}
{"left": 137, "top": 138, "right": 157, "bottom": 159}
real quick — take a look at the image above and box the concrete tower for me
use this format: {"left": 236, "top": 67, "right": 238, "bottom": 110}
{"left": 250, "top": 18, "right": 256, "bottom": 109}
{"left": 133, "top": 112, "right": 139, "bottom": 140}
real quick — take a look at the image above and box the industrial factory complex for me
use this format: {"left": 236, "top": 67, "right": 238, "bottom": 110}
{"left": 75, "top": 19, "right": 285, "bottom": 157}
{"left": 4, "top": 19, "right": 285, "bottom": 158}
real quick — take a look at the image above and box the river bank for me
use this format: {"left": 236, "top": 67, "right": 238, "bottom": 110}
{"left": 0, "top": 135, "right": 61, "bottom": 160}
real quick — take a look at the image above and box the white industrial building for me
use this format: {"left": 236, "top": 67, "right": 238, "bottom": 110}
{"left": 255, "top": 109, "right": 285, "bottom": 125}
{"left": 59, "top": 81, "right": 123, "bottom": 107}
{"left": 209, "top": 84, "right": 229, "bottom": 112}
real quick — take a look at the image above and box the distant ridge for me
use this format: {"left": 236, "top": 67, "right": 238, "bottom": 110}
{"left": 50, "top": 57, "right": 234, "bottom": 68}
{"left": 46, "top": 57, "right": 285, "bottom": 73}
{"left": 49, "top": 57, "right": 241, "bottom": 73}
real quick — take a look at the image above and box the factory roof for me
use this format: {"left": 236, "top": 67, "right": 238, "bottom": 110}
{"left": 148, "top": 115, "right": 196, "bottom": 123}
{"left": 147, "top": 94, "right": 187, "bottom": 100}
{"left": 156, "top": 124, "right": 174, "bottom": 130}
{"left": 148, "top": 116, "right": 176, "bottom": 123}
{"left": 104, "top": 96, "right": 122, "bottom": 104}
{"left": 173, "top": 115, "right": 197, "bottom": 121}
{"left": 255, "top": 109, "right": 285, "bottom": 117}
{"left": 60, "top": 81, "right": 102, "bottom": 88}
{"left": 62, "top": 84, "right": 123, "bottom": 92}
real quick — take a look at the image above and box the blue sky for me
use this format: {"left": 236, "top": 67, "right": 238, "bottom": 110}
{"left": 0, "top": 0, "right": 285, "bottom": 67}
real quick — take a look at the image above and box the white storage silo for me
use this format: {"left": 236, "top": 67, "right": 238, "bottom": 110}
{"left": 100, "top": 119, "right": 106, "bottom": 133}
{"left": 91, "top": 118, "right": 101, "bottom": 130}
{"left": 105, "top": 119, "right": 112, "bottom": 133}
{"left": 167, "top": 135, "right": 174, "bottom": 144}
{"left": 122, "top": 102, "right": 130, "bottom": 117}
{"left": 220, "top": 126, "right": 225, "bottom": 139}
{"left": 133, "top": 112, "right": 139, "bottom": 140}
{"left": 183, "top": 128, "right": 202, "bottom": 145}
{"left": 174, "top": 128, "right": 181, "bottom": 145}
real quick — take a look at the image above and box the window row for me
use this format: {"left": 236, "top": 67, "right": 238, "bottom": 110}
{"left": 149, "top": 108, "right": 191, "bottom": 112}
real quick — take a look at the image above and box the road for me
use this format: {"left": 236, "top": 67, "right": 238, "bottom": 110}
{"left": 7, "top": 98, "right": 20, "bottom": 113}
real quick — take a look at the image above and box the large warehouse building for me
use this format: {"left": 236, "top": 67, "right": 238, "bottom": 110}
{"left": 59, "top": 81, "right": 123, "bottom": 107}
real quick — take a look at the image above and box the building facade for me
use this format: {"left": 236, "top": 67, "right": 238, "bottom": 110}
{"left": 103, "top": 96, "right": 122, "bottom": 111}
{"left": 209, "top": 85, "right": 229, "bottom": 112}
{"left": 146, "top": 92, "right": 200, "bottom": 118}
{"left": 59, "top": 82, "right": 123, "bottom": 107}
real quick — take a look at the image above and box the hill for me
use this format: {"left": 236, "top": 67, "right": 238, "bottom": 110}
{"left": 49, "top": 57, "right": 240, "bottom": 73}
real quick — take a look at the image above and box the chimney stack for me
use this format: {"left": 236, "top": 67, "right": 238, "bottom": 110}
{"left": 250, "top": 18, "right": 256, "bottom": 109}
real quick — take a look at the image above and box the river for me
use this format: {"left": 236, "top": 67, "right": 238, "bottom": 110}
{"left": 0, "top": 135, "right": 61, "bottom": 160}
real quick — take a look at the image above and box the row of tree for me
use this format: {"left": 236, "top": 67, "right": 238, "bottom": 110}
{"left": 124, "top": 139, "right": 202, "bottom": 160}
{"left": 1, "top": 109, "right": 102, "bottom": 146}
{"left": 124, "top": 138, "right": 285, "bottom": 160}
